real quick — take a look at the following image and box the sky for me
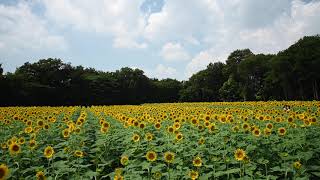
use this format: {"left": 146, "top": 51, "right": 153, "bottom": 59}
{"left": 0, "top": 0, "right": 320, "bottom": 80}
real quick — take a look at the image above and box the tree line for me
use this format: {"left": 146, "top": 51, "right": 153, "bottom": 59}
{"left": 0, "top": 35, "right": 319, "bottom": 106}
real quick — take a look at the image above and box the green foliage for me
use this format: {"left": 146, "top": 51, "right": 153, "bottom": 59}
{"left": 0, "top": 35, "right": 320, "bottom": 106}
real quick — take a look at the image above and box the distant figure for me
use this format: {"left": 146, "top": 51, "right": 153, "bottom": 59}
{"left": 283, "top": 105, "right": 291, "bottom": 112}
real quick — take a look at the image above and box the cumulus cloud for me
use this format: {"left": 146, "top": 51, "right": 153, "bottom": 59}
{"left": 145, "top": 0, "right": 320, "bottom": 52}
{"left": 145, "top": 64, "right": 178, "bottom": 79}
{"left": 1, "top": 0, "right": 319, "bottom": 79}
{"left": 160, "top": 42, "right": 190, "bottom": 61}
{"left": 42, "top": 0, "right": 147, "bottom": 49}
{"left": 0, "top": 2, "right": 67, "bottom": 54}
{"left": 186, "top": 51, "right": 214, "bottom": 78}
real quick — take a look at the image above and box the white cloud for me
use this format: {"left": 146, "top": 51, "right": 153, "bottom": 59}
{"left": 160, "top": 42, "right": 190, "bottom": 61}
{"left": 186, "top": 51, "right": 214, "bottom": 78}
{"left": 1, "top": 0, "right": 320, "bottom": 79}
{"left": 0, "top": 2, "right": 67, "bottom": 54}
{"left": 113, "top": 37, "right": 147, "bottom": 49}
{"left": 42, "top": 0, "right": 147, "bottom": 49}
{"left": 145, "top": 64, "right": 178, "bottom": 79}
{"left": 145, "top": 0, "right": 320, "bottom": 56}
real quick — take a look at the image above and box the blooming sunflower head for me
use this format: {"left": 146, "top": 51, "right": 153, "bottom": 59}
{"left": 234, "top": 148, "right": 246, "bottom": 161}
{"left": 44, "top": 146, "right": 54, "bottom": 159}
{"left": 278, "top": 127, "right": 286, "bottom": 136}
{"left": 145, "top": 133, "right": 153, "bottom": 141}
{"left": 74, "top": 150, "right": 84, "bottom": 158}
{"left": 62, "top": 129, "right": 70, "bottom": 138}
{"left": 193, "top": 156, "right": 202, "bottom": 167}
{"left": 153, "top": 171, "right": 162, "bottom": 179}
{"left": 293, "top": 161, "right": 302, "bottom": 170}
{"left": 120, "top": 155, "right": 129, "bottom": 166}
{"left": 36, "top": 171, "right": 46, "bottom": 180}
{"left": 154, "top": 123, "right": 161, "bottom": 130}
{"left": 132, "top": 134, "right": 140, "bottom": 142}
{"left": 164, "top": 152, "right": 175, "bottom": 164}
{"left": 252, "top": 128, "right": 261, "bottom": 137}
{"left": 29, "top": 140, "right": 37, "bottom": 150}
{"left": 0, "top": 164, "right": 9, "bottom": 180}
{"left": 146, "top": 151, "right": 157, "bottom": 162}
{"left": 175, "top": 133, "right": 183, "bottom": 141}
{"left": 9, "top": 142, "right": 21, "bottom": 155}
{"left": 189, "top": 170, "right": 199, "bottom": 180}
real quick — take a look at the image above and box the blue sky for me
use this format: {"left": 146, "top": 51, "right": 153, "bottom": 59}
{"left": 0, "top": 0, "right": 320, "bottom": 80}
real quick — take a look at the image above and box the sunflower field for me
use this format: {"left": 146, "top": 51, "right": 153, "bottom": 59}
{"left": 1, "top": 101, "right": 320, "bottom": 180}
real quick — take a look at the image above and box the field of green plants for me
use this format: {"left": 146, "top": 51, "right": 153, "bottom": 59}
{"left": 1, "top": 101, "right": 320, "bottom": 179}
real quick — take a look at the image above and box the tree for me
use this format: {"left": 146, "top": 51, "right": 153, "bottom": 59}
{"left": 238, "top": 54, "right": 273, "bottom": 100}
{"left": 179, "top": 62, "right": 225, "bottom": 102}
{"left": 0, "top": 64, "right": 3, "bottom": 76}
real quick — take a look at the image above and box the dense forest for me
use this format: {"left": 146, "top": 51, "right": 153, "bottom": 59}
{"left": 0, "top": 35, "right": 319, "bottom": 106}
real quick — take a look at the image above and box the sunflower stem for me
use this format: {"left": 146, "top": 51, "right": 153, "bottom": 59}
{"left": 167, "top": 163, "right": 170, "bottom": 180}
{"left": 265, "top": 163, "right": 268, "bottom": 178}
{"left": 239, "top": 161, "right": 242, "bottom": 178}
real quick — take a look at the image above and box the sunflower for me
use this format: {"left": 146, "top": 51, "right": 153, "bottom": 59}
{"left": 164, "top": 152, "right": 175, "bottom": 164}
{"left": 146, "top": 151, "right": 157, "bottom": 162}
{"left": 74, "top": 150, "right": 84, "bottom": 158}
{"left": 18, "top": 137, "right": 25, "bottom": 145}
{"left": 153, "top": 171, "right": 162, "bottom": 179}
{"left": 189, "top": 170, "right": 199, "bottom": 180}
{"left": 44, "top": 146, "right": 54, "bottom": 159}
{"left": 252, "top": 128, "right": 261, "bottom": 137}
{"left": 100, "top": 127, "right": 108, "bottom": 133}
{"left": 208, "top": 124, "right": 216, "bottom": 132}
{"left": 120, "top": 155, "right": 129, "bottom": 166}
{"left": 29, "top": 140, "right": 37, "bottom": 149}
{"left": 242, "top": 123, "right": 250, "bottom": 130}
{"left": 9, "top": 142, "right": 21, "bottom": 155}
{"left": 287, "top": 116, "right": 294, "bottom": 123}
{"left": 154, "top": 122, "right": 161, "bottom": 130}
{"left": 36, "top": 171, "right": 46, "bottom": 180}
{"left": 193, "top": 156, "right": 202, "bottom": 167}
{"left": 266, "top": 123, "right": 273, "bottom": 129}
{"left": 232, "top": 126, "right": 239, "bottom": 132}
{"left": 293, "top": 161, "right": 302, "bottom": 169}
{"left": 175, "top": 133, "right": 183, "bottom": 141}
{"left": 145, "top": 133, "right": 153, "bottom": 141}
{"left": 26, "top": 120, "right": 32, "bottom": 126}
{"left": 198, "top": 137, "right": 205, "bottom": 145}
{"left": 43, "top": 124, "right": 50, "bottom": 130}
{"left": 191, "top": 118, "right": 199, "bottom": 125}
{"left": 167, "top": 126, "right": 174, "bottom": 133}
{"left": 263, "top": 128, "right": 272, "bottom": 136}
{"left": 132, "top": 134, "right": 140, "bottom": 142}
{"left": 24, "top": 127, "right": 33, "bottom": 134}
{"left": 234, "top": 148, "right": 246, "bottom": 161}
{"left": 74, "top": 127, "right": 81, "bottom": 134}
{"left": 304, "top": 120, "right": 311, "bottom": 126}
{"left": 37, "top": 120, "right": 44, "bottom": 127}
{"left": 139, "top": 122, "right": 146, "bottom": 129}
{"left": 114, "top": 175, "right": 124, "bottom": 180}
{"left": 62, "top": 129, "right": 70, "bottom": 138}
{"left": 102, "top": 122, "right": 110, "bottom": 128}
{"left": 278, "top": 127, "right": 286, "bottom": 136}
{"left": 173, "top": 122, "right": 181, "bottom": 130}
{"left": 1, "top": 143, "right": 7, "bottom": 150}
{"left": 0, "top": 164, "right": 9, "bottom": 180}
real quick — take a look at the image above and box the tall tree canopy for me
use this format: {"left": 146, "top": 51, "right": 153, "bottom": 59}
{"left": 0, "top": 35, "right": 319, "bottom": 106}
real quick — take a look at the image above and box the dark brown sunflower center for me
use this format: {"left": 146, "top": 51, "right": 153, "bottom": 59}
{"left": 12, "top": 144, "right": 20, "bottom": 151}
{"left": 0, "top": 168, "right": 5, "bottom": 178}
{"left": 148, "top": 153, "right": 155, "bottom": 159}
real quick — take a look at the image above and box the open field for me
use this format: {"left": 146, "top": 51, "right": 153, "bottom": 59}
{"left": 1, "top": 101, "right": 320, "bottom": 179}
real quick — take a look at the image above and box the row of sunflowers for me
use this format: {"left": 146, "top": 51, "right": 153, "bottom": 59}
{"left": 0, "top": 101, "right": 319, "bottom": 179}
